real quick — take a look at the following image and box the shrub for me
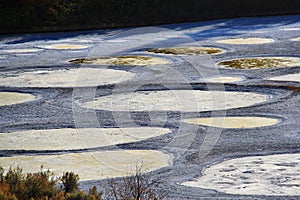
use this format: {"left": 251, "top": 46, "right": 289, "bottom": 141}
{"left": 88, "top": 186, "right": 103, "bottom": 200}
{"left": 0, "top": 164, "right": 165, "bottom": 200}
{"left": 24, "top": 167, "right": 59, "bottom": 199}
{"left": 61, "top": 172, "right": 79, "bottom": 194}
{"left": 3, "top": 167, "right": 25, "bottom": 198}
{"left": 0, "top": 183, "right": 18, "bottom": 200}
{"left": 105, "top": 165, "right": 168, "bottom": 200}
{"left": 0, "top": 166, "right": 102, "bottom": 200}
{"left": 65, "top": 189, "right": 102, "bottom": 200}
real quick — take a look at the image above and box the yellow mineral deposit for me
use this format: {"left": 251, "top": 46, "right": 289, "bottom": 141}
{"left": 182, "top": 153, "right": 300, "bottom": 196}
{"left": 268, "top": 73, "right": 300, "bottom": 83}
{"left": 0, "top": 92, "right": 35, "bottom": 106}
{"left": 218, "top": 57, "right": 300, "bottom": 69}
{"left": 69, "top": 55, "right": 170, "bottom": 66}
{"left": 0, "top": 127, "right": 171, "bottom": 151}
{"left": 82, "top": 90, "right": 270, "bottom": 112}
{"left": 147, "top": 47, "right": 223, "bottom": 55}
{"left": 216, "top": 37, "right": 274, "bottom": 45}
{"left": 42, "top": 44, "right": 88, "bottom": 50}
{"left": 0, "top": 150, "right": 171, "bottom": 181}
{"left": 184, "top": 117, "right": 279, "bottom": 128}
{"left": 0, "top": 68, "right": 135, "bottom": 88}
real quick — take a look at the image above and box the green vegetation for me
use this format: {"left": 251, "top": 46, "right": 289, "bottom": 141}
{"left": 0, "top": 165, "right": 167, "bottom": 200}
{"left": 219, "top": 58, "right": 292, "bottom": 69}
{"left": 0, "top": 166, "right": 102, "bottom": 200}
{"left": 0, "top": 0, "right": 299, "bottom": 34}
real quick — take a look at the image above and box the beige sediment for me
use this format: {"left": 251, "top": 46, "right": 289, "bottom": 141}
{"left": 268, "top": 73, "right": 300, "bottom": 83}
{"left": 0, "top": 127, "right": 171, "bottom": 151}
{"left": 201, "top": 76, "right": 244, "bottom": 83}
{"left": 0, "top": 92, "right": 35, "bottom": 106}
{"left": 282, "top": 28, "right": 300, "bottom": 31}
{"left": 216, "top": 37, "right": 274, "bottom": 45}
{"left": 184, "top": 116, "right": 279, "bottom": 128}
{"left": 2, "top": 49, "right": 42, "bottom": 53}
{"left": 82, "top": 90, "right": 270, "bottom": 112}
{"left": 0, "top": 150, "right": 171, "bottom": 181}
{"left": 41, "top": 44, "right": 88, "bottom": 49}
{"left": 0, "top": 68, "right": 135, "bottom": 88}
{"left": 291, "top": 37, "right": 300, "bottom": 42}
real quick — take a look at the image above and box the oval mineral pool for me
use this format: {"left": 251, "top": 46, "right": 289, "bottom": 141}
{"left": 268, "top": 73, "right": 300, "bottom": 83}
{"left": 0, "top": 127, "right": 171, "bottom": 151}
{"left": 282, "top": 28, "right": 300, "bottom": 31}
{"left": 0, "top": 68, "right": 135, "bottom": 88}
{"left": 0, "top": 150, "right": 171, "bottom": 181}
{"left": 69, "top": 55, "right": 170, "bottom": 66}
{"left": 216, "top": 37, "right": 274, "bottom": 45}
{"left": 218, "top": 57, "right": 300, "bottom": 69}
{"left": 0, "top": 92, "right": 35, "bottom": 106}
{"left": 147, "top": 47, "right": 224, "bottom": 55}
{"left": 184, "top": 117, "right": 279, "bottom": 128}
{"left": 181, "top": 153, "right": 300, "bottom": 196}
{"left": 201, "top": 76, "right": 244, "bottom": 83}
{"left": 105, "top": 39, "right": 129, "bottom": 43}
{"left": 291, "top": 37, "right": 300, "bottom": 42}
{"left": 41, "top": 44, "right": 88, "bottom": 50}
{"left": 82, "top": 90, "right": 270, "bottom": 112}
{"left": 1, "top": 49, "right": 42, "bottom": 53}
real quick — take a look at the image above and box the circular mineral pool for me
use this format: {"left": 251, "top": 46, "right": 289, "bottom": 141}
{"left": 282, "top": 28, "right": 300, "bottom": 31}
{"left": 201, "top": 76, "right": 244, "bottom": 83}
{"left": 0, "top": 68, "right": 135, "bottom": 88}
{"left": 1, "top": 49, "right": 42, "bottom": 54}
{"left": 147, "top": 47, "right": 224, "bottom": 55}
{"left": 105, "top": 39, "right": 129, "bottom": 43}
{"left": 0, "top": 150, "right": 171, "bottom": 181}
{"left": 0, "top": 127, "right": 171, "bottom": 151}
{"left": 69, "top": 55, "right": 170, "bottom": 66}
{"left": 184, "top": 116, "right": 280, "bottom": 128}
{"left": 82, "top": 90, "right": 270, "bottom": 112}
{"left": 268, "top": 73, "right": 300, "bottom": 83}
{"left": 216, "top": 37, "right": 274, "bottom": 45}
{"left": 182, "top": 153, "right": 300, "bottom": 196}
{"left": 291, "top": 37, "right": 300, "bottom": 42}
{"left": 41, "top": 44, "right": 88, "bottom": 50}
{"left": 218, "top": 57, "right": 300, "bottom": 69}
{"left": 0, "top": 92, "right": 35, "bottom": 106}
